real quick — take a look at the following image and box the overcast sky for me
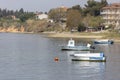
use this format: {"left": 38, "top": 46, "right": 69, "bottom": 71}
{"left": 0, "top": 0, "right": 120, "bottom": 12}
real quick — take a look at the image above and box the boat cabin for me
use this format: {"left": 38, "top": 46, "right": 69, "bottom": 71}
{"left": 67, "top": 39, "right": 75, "bottom": 47}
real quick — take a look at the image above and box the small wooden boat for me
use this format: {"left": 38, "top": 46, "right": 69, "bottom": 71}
{"left": 61, "top": 39, "right": 94, "bottom": 51}
{"left": 70, "top": 52, "right": 106, "bottom": 62}
{"left": 93, "top": 39, "right": 113, "bottom": 44}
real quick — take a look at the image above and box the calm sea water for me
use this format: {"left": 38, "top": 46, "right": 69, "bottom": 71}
{"left": 0, "top": 33, "right": 120, "bottom": 80}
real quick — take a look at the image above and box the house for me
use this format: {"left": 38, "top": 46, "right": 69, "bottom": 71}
{"left": 59, "top": 6, "right": 68, "bottom": 12}
{"left": 100, "top": 3, "right": 120, "bottom": 29}
{"left": 36, "top": 13, "right": 48, "bottom": 20}
{"left": 11, "top": 15, "right": 16, "bottom": 20}
{"left": 85, "top": 27, "right": 96, "bottom": 32}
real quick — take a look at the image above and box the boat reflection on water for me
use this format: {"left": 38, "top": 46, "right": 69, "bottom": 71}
{"left": 71, "top": 61, "right": 105, "bottom": 79}
{"left": 66, "top": 51, "right": 105, "bottom": 79}
{"left": 66, "top": 51, "right": 90, "bottom": 56}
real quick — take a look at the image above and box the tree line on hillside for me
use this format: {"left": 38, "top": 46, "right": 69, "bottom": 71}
{"left": 0, "top": 8, "right": 35, "bottom": 22}
{"left": 0, "top": 0, "right": 108, "bottom": 33}
{"left": 48, "top": 0, "right": 108, "bottom": 32}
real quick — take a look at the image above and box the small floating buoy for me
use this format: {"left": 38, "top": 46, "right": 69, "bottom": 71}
{"left": 54, "top": 57, "right": 59, "bottom": 62}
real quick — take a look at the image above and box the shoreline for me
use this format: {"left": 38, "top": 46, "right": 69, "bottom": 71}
{"left": 1, "top": 31, "right": 120, "bottom": 42}
{"left": 42, "top": 32, "right": 120, "bottom": 43}
{"left": 46, "top": 33, "right": 103, "bottom": 39}
{"left": 0, "top": 31, "right": 34, "bottom": 34}
{"left": 42, "top": 32, "right": 103, "bottom": 39}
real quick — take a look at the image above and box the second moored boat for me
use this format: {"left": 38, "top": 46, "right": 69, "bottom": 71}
{"left": 93, "top": 39, "right": 114, "bottom": 44}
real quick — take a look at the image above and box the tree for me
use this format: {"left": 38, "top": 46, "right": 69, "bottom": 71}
{"left": 71, "top": 5, "right": 82, "bottom": 11}
{"left": 70, "top": 5, "right": 83, "bottom": 16}
{"left": 101, "top": 0, "right": 108, "bottom": 7}
{"left": 78, "top": 23, "right": 86, "bottom": 32}
{"left": 83, "top": 0, "right": 108, "bottom": 16}
{"left": 19, "top": 12, "right": 35, "bottom": 22}
{"left": 84, "top": 0, "right": 99, "bottom": 16}
{"left": 19, "top": 8, "right": 24, "bottom": 13}
{"left": 48, "top": 8, "right": 67, "bottom": 22}
{"left": 66, "top": 9, "right": 82, "bottom": 30}
{"left": 83, "top": 14, "right": 104, "bottom": 28}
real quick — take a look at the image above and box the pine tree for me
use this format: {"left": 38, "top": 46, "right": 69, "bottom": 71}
{"left": 101, "top": 0, "right": 108, "bottom": 7}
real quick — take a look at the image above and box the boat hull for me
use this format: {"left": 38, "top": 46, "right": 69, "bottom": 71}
{"left": 61, "top": 46, "right": 90, "bottom": 51}
{"left": 72, "top": 57, "right": 106, "bottom": 62}
{"left": 94, "top": 40, "right": 113, "bottom": 44}
{"left": 71, "top": 53, "right": 106, "bottom": 62}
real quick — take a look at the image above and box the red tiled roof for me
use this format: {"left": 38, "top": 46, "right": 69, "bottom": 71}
{"left": 102, "top": 3, "right": 120, "bottom": 9}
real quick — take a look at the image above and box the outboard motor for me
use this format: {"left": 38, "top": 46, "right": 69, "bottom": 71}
{"left": 90, "top": 45, "right": 95, "bottom": 49}
{"left": 87, "top": 43, "right": 91, "bottom": 48}
{"left": 87, "top": 43, "right": 95, "bottom": 49}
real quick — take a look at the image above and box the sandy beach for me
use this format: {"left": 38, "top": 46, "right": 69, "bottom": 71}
{"left": 43, "top": 32, "right": 103, "bottom": 39}
{"left": 42, "top": 32, "right": 120, "bottom": 42}
{"left": 48, "top": 33, "right": 103, "bottom": 38}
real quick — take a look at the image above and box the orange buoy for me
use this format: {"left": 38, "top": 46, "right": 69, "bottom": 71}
{"left": 54, "top": 57, "right": 59, "bottom": 62}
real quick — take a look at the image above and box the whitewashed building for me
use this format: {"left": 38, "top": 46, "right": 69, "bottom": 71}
{"left": 36, "top": 13, "right": 48, "bottom": 20}
{"left": 101, "top": 3, "right": 120, "bottom": 29}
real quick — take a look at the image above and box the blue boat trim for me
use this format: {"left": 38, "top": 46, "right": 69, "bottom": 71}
{"left": 70, "top": 52, "right": 106, "bottom": 62}
{"left": 89, "top": 57, "right": 104, "bottom": 60}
